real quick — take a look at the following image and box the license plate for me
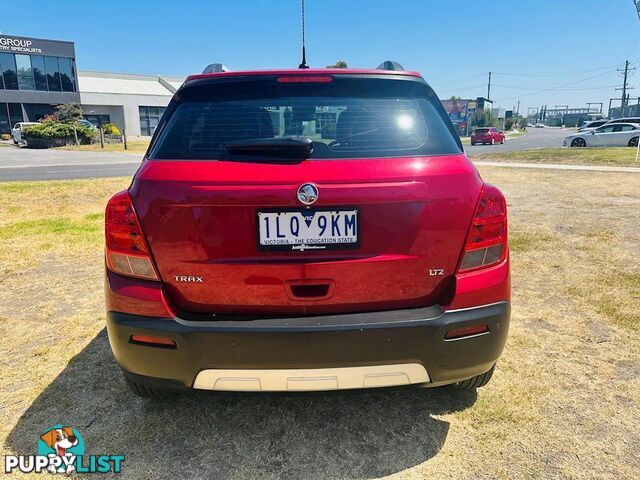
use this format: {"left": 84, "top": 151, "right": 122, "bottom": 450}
{"left": 257, "top": 209, "right": 359, "bottom": 251}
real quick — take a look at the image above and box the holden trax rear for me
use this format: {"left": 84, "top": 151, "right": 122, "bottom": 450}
{"left": 105, "top": 63, "right": 510, "bottom": 398}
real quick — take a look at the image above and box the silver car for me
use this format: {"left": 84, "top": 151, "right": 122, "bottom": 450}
{"left": 577, "top": 119, "right": 609, "bottom": 132}
{"left": 10, "top": 122, "right": 40, "bottom": 145}
{"left": 564, "top": 122, "right": 640, "bottom": 147}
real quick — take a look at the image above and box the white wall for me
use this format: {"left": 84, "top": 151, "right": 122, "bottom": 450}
{"left": 79, "top": 92, "right": 171, "bottom": 136}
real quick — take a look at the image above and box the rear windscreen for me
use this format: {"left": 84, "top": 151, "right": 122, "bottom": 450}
{"left": 474, "top": 128, "right": 490, "bottom": 134}
{"left": 148, "top": 76, "right": 462, "bottom": 160}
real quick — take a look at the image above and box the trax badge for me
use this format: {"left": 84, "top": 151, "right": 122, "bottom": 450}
{"left": 297, "top": 183, "right": 319, "bottom": 206}
{"left": 174, "top": 276, "right": 203, "bottom": 283}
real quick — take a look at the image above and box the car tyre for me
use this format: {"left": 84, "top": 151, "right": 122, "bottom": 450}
{"left": 450, "top": 364, "right": 495, "bottom": 390}
{"left": 628, "top": 137, "right": 639, "bottom": 147}
{"left": 500, "top": 138, "right": 505, "bottom": 144}
{"left": 571, "top": 138, "right": 586, "bottom": 148}
{"left": 490, "top": 138, "right": 495, "bottom": 145}
{"left": 124, "top": 374, "right": 175, "bottom": 400}
{"left": 471, "top": 141, "right": 476, "bottom": 146}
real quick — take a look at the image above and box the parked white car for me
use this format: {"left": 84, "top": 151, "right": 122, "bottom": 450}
{"left": 577, "top": 119, "right": 609, "bottom": 132}
{"left": 564, "top": 122, "right": 640, "bottom": 147}
{"left": 10, "top": 122, "right": 40, "bottom": 145}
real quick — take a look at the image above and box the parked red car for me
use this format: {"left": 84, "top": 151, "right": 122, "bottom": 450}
{"left": 471, "top": 127, "right": 505, "bottom": 145}
{"left": 105, "top": 66, "right": 510, "bottom": 398}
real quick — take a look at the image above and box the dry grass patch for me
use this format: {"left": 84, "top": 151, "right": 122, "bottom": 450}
{"left": 1, "top": 169, "right": 639, "bottom": 479}
{"left": 474, "top": 147, "right": 640, "bottom": 166}
{"left": 568, "top": 272, "right": 640, "bottom": 331}
{"left": 56, "top": 139, "right": 150, "bottom": 154}
{"left": 509, "top": 227, "right": 555, "bottom": 253}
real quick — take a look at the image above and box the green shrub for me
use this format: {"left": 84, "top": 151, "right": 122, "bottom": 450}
{"left": 1, "top": 133, "right": 11, "bottom": 141}
{"left": 101, "top": 123, "right": 121, "bottom": 135}
{"left": 23, "top": 121, "right": 96, "bottom": 144}
{"left": 54, "top": 103, "right": 83, "bottom": 123}
{"left": 470, "top": 108, "right": 498, "bottom": 129}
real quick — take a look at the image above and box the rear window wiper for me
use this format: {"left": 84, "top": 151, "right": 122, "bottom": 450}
{"left": 225, "top": 137, "right": 313, "bottom": 158}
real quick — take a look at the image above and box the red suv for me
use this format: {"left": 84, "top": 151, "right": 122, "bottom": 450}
{"left": 105, "top": 66, "right": 510, "bottom": 398}
{"left": 471, "top": 127, "right": 505, "bottom": 146}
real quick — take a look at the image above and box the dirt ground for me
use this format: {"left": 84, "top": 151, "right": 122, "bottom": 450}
{"left": 0, "top": 167, "right": 638, "bottom": 479}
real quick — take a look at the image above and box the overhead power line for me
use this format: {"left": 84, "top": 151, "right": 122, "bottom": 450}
{"left": 493, "top": 69, "right": 619, "bottom": 102}
{"left": 492, "top": 83, "right": 620, "bottom": 91}
{"left": 491, "top": 63, "right": 626, "bottom": 77}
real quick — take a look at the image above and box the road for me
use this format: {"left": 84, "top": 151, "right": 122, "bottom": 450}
{"left": 0, "top": 128, "right": 569, "bottom": 181}
{"left": 0, "top": 146, "right": 141, "bottom": 181}
{"left": 465, "top": 126, "right": 569, "bottom": 154}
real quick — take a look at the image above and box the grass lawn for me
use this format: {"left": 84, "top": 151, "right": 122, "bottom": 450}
{"left": 474, "top": 146, "right": 640, "bottom": 167}
{"left": 56, "top": 138, "right": 151, "bottom": 154}
{"left": 0, "top": 169, "right": 639, "bottom": 478}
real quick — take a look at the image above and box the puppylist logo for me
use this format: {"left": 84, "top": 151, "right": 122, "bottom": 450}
{"left": 4, "top": 425, "right": 124, "bottom": 474}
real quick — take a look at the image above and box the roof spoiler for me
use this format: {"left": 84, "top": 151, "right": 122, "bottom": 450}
{"left": 376, "top": 60, "right": 405, "bottom": 71}
{"left": 202, "top": 63, "right": 230, "bottom": 74}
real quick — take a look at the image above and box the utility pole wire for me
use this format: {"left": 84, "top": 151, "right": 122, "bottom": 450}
{"left": 491, "top": 63, "right": 626, "bottom": 77}
{"left": 493, "top": 69, "right": 618, "bottom": 102}
{"left": 616, "top": 60, "right": 636, "bottom": 115}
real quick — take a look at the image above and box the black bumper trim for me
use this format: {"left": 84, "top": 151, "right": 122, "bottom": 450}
{"left": 107, "top": 302, "right": 510, "bottom": 389}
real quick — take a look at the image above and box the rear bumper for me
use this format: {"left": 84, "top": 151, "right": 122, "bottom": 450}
{"left": 107, "top": 301, "right": 510, "bottom": 392}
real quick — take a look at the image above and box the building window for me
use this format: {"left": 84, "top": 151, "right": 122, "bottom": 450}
{"left": 15, "top": 54, "right": 35, "bottom": 91}
{"left": 84, "top": 114, "right": 111, "bottom": 127}
{"left": 8, "top": 103, "right": 23, "bottom": 127}
{"left": 0, "top": 53, "right": 76, "bottom": 92}
{"left": 0, "top": 103, "right": 24, "bottom": 133}
{"left": 139, "top": 106, "right": 166, "bottom": 136}
{"left": 58, "top": 57, "right": 75, "bottom": 92}
{"left": 44, "top": 56, "right": 61, "bottom": 92}
{"left": 31, "top": 55, "right": 48, "bottom": 91}
{"left": 0, "top": 53, "right": 19, "bottom": 90}
{"left": 0, "top": 104, "right": 9, "bottom": 133}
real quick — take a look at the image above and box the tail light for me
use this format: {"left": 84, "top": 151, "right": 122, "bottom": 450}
{"left": 105, "top": 190, "right": 159, "bottom": 280}
{"left": 458, "top": 184, "right": 507, "bottom": 273}
{"left": 445, "top": 324, "right": 489, "bottom": 340}
{"left": 130, "top": 333, "right": 176, "bottom": 348}
{"left": 276, "top": 75, "right": 333, "bottom": 83}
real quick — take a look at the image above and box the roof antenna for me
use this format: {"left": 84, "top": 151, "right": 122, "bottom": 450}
{"left": 298, "top": 0, "right": 309, "bottom": 69}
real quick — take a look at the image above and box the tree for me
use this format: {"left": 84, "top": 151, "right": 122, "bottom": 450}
{"left": 470, "top": 108, "right": 498, "bottom": 129}
{"left": 449, "top": 95, "right": 462, "bottom": 101}
{"left": 326, "top": 60, "right": 348, "bottom": 68}
{"left": 53, "top": 103, "right": 83, "bottom": 123}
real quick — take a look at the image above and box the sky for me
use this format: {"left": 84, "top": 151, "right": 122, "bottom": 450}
{"left": 3, "top": 0, "right": 640, "bottom": 114}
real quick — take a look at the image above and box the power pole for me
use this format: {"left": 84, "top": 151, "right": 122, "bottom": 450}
{"left": 616, "top": 60, "right": 635, "bottom": 117}
{"left": 586, "top": 102, "right": 603, "bottom": 114}
{"left": 487, "top": 72, "right": 492, "bottom": 100}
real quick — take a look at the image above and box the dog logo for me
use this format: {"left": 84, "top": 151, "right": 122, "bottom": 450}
{"left": 39, "top": 427, "right": 80, "bottom": 457}
{"left": 37, "top": 426, "right": 84, "bottom": 474}
{"left": 297, "top": 183, "right": 319, "bottom": 206}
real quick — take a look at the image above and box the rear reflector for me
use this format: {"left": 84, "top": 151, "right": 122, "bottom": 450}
{"left": 445, "top": 324, "right": 489, "bottom": 340}
{"left": 458, "top": 184, "right": 507, "bottom": 273}
{"left": 105, "top": 190, "right": 159, "bottom": 280}
{"left": 130, "top": 334, "right": 177, "bottom": 348}
{"left": 108, "top": 252, "right": 158, "bottom": 279}
{"left": 276, "top": 76, "right": 333, "bottom": 83}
